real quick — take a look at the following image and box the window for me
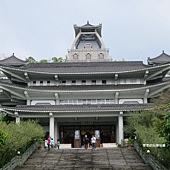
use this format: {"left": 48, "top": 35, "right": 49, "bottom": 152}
{"left": 72, "top": 80, "right": 76, "bottom": 85}
{"left": 102, "top": 80, "right": 106, "bottom": 84}
{"left": 82, "top": 99, "right": 86, "bottom": 104}
{"left": 84, "top": 43, "right": 92, "bottom": 49}
{"left": 86, "top": 53, "right": 91, "bottom": 59}
{"left": 130, "top": 79, "right": 137, "bottom": 84}
{"left": 61, "top": 81, "right": 66, "bottom": 85}
{"left": 98, "top": 53, "right": 104, "bottom": 59}
{"left": 87, "top": 99, "right": 91, "bottom": 104}
{"left": 91, "top": 99, "right": 97, "bottom": 104}
{"left": 47, "top": 81, "right": 50, "bottom": 85}
{"left": 100, "top": 99, "right": 105, "bottom": 104}
{"left": 33, "top": 81, "right": 36, "bottom": 85}
{"left": 73, "top": 53, "right": 78, "bottom": 59}
{"left": 60, "top": 100, "right": 69, "bottom": 104}
{"left": 82, "top": 80, "right": 86, "bottom": 85}
{"left": 92, "top": 80, "right": 96, "bottom": 85}
{"left": 40, "top": 81, "right": 43, "bottom": 85}
{"left": 123, "top": 101, "right": 139, "bottom": 104}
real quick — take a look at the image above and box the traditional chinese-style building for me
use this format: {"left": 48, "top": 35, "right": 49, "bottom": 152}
{"left": 0, "top": 22, "right": 170, "bottom": 148}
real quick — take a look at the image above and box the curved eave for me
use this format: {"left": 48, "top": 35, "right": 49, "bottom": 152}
{"left": 0, "top": 81, "right": 170, "bottom": 93}
{"left": 148, "top": 52, "right": 170, "bottom": 64}
{"left": 1, "top": 63, "right": 170, "bottom": 76}
{"left": 0, "top": 104, "right": 154, "bottom": 114}
{"left": 74, "top": 24, "right": 102, "bottom": 37}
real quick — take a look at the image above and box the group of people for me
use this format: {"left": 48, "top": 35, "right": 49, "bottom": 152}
{"left": 45, "top": 137, "right": 60, "bottom": 151}
{"left": 83, "top": 135, "right": 96, "bottom": 150}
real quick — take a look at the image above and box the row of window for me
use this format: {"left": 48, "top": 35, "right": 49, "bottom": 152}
{"left": 31, "top": 79, "right": 140, "bottom": 85}
{"left": 32, "top": 80, "right": 107, "bottom": 85}
{"left": 73, "top": 53, "right": 104, "bottom": 60}
{"left": 60, "top": 99, "right": 114, "bottom": 105}
{"left": 34, "top": 99, "right": 140, "bottom": 105}
{"left": 61, "top": 80, "right": 106, "bottom": 85}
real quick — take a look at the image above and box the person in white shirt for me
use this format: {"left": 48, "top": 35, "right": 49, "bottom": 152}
{"left": 91, "top": 135, "right": 96, "bottom": 150}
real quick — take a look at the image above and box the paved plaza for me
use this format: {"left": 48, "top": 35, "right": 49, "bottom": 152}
{"left": 14, "top": 148, "right": 153, "bottom": 170}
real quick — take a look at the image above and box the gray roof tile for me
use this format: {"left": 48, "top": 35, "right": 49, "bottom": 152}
{"left": 1, "top": 103, "right": 154, "bottom": 112}
{"left": 20, "top": 61, "right": 147, "bottom": 73}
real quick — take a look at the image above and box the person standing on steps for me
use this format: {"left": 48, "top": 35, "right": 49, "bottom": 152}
{"left": 57, "top": 139, "right": 60, "bottom": 149}
{"left": 84, "top": 135, "right": 89, "bottom": 150}
{"left": 91, "top": 135, "right": 96, "bottom": 150}
{"left": 47, "top": 136, "right": 51, "bottom": 151}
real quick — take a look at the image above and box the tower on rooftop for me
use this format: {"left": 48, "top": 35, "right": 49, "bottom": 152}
{"left": 67, "top": 21, "right": 110, "bottom": 62}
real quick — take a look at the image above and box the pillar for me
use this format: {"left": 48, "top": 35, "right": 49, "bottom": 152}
{"left": 16, "top": 117, "right": 20, "bottom": 124}
{"left": 49, "top": 113, "right": 54, "bottom": 140}
{"left": 118, "top": 111, "right": 124, "bottom": 144}
{"left": 54, "top": 121, "right": 59, "bottom": 144}
{"left": 27, "top": 100, "right": 31, "bottom": 105}
{"left": 15, "top": 112, "right": 20, "bottom": 124}
{"left": 143, "top": 97, "right": 147, "bottom": 103}
{"left": 115, "top": 92, "right": 119, "bottom": 104}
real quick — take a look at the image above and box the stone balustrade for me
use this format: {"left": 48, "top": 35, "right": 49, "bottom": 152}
{"left": 134, "top": 141, "right": 168, "bottom": 170}
{"left": 0, "top": 143, "right": 37, "bottom": 170}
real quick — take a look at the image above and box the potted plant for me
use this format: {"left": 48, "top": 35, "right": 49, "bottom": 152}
{"left": 128, "top": 137, "right": 134, "bottom": 148}
{"left": 38, "top": 138, "right": 44, "bottom": 150}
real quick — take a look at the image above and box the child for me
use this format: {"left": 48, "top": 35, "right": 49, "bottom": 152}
{"left": 57, "top": 139, "right": 60, "bottom": 149}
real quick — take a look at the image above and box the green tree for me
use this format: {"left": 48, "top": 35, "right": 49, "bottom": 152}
{"left": 163, "top": 114, "right": 170, "bottom": 148}
{"left": 27, "top": 56, "right": 37, "bottom": 63}
{"left": 39, "top": 59, "right": 48, "bottom": 63}
{"left": 0, "top": 120, "right": 44, "bottom": 167}
{"left": 52, "top": 57, "right": 63, "bottom": 62}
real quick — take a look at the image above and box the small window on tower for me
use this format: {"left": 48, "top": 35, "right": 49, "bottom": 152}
{"left": 86, "top": 53, "right": 91, "bottom": 59}
{"left": 98, "top": 53, "right": 104, "bottom": 59}
{"left": 84, "top": 43, "right": 92, "bottom": 49}
{"left": 73, "top": 53, "right": 78, "bottom": 59}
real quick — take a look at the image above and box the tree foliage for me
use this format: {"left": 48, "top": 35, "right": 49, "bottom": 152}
{"left": 0, "top": 120, "right": 45, "bottom": 167}
{"left": 125, "top": 90, "right": 170, "bottom": 168}
{"left": 26, "top": 56, "right": 64, "bottom": 63}
{"left": 27, "top": 56, "right": 37, "bottom": 63}
{"left": 52, "top": 57, "right": 63, "bottom": 62}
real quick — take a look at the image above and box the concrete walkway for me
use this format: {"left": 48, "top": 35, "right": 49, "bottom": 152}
{"left": 14, "top": 148, "right": 153, "bottom": 170}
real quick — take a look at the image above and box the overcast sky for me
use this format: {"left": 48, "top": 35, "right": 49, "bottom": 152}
{"left": 0, "top": 0, "right": 170, "bottom": 64}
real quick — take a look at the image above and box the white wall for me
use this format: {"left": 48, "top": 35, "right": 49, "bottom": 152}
{"left": 119, "top": 99, "right": 143, "bottom": 104}
{"left": 31, "top": 100, "right": 55, "bottom": 105}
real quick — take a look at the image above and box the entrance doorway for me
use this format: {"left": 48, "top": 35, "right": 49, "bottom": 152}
{"left": 59, "top": 125, "right": 115, "bottom": 148}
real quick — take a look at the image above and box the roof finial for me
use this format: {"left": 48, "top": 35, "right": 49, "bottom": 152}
{"left": 162, "top": 50, "right": 164, "bottom": 53}
{"left": 12, "top": 53, "right": 14, "bottom": 56}
{"left": 87, "top": 21, "right": 89, "bottom": 24}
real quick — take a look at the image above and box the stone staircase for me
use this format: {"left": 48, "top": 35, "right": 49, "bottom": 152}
{"left": 14, "top": 147, "right": 153, "bottom": 170}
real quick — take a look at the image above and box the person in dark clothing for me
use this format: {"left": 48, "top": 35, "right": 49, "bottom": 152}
{"left": 84, "top": 135, "right": 89, "bottom": 150}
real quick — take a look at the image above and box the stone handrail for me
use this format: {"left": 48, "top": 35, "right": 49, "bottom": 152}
{"left": 134, "top": 141, "right": 168, "bottom": 170}
{"left": 0, "top": 142, "right": 38, "bottom": 170}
